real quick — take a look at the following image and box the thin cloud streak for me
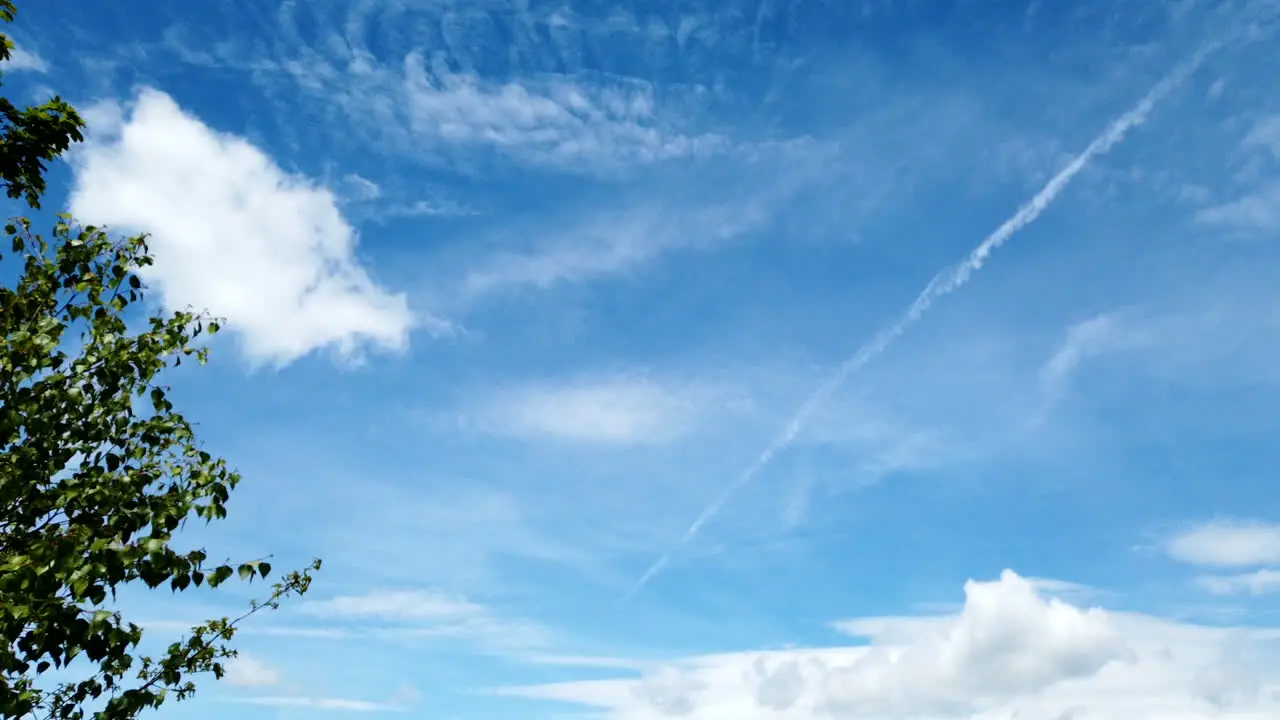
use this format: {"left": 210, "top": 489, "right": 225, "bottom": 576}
{"left": 630, "top": 45, "right": 1216, "bottom": 595}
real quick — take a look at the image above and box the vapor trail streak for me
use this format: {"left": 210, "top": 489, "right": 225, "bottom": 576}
{"left": 630, "top": 48, "right": 1210, "bottom": 595}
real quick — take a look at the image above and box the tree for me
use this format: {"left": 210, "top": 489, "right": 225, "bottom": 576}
{"left": 0, "top": 0, "right": 82, "bottom": 210}
{"left": 0, "top": 3, "right": 320, "bottom": 718}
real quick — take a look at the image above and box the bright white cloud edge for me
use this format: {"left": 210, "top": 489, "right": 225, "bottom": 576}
{"left": 501, "top": 570, "right": 1280, "bottom": 719}
{"left": 67, "top": 88, "right": 417, "bottom": 367}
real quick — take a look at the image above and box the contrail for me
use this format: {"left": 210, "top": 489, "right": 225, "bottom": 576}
{"left": 630, "top": 48, "right": 1212, "bottom": 595}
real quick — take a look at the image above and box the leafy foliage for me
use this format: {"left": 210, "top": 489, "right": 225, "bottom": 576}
{"left": 0, "top": 0, "right": 83, "bottom": 210}
{"left": 0, "top": 3, "right": 321, "bottom": 719}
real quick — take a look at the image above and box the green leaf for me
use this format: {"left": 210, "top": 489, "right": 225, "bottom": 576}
{"left": 209, "top": 565, "right": 234, "bottom": 587}
{"left": 0, "top": 29, "right": 321, "bottom": 718}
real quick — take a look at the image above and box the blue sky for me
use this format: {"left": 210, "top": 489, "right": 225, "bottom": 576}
{"left": 7, "top": 0, "right": 1280, "bottom": 717}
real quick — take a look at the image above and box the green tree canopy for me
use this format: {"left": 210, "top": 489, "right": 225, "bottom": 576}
{"left": 0, "top": 0, "right": 82, "bottom": 210}
{"left": 0, "top": 2, "right": 320, "bottom": 718}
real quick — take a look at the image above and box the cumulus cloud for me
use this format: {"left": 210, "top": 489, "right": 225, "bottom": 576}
{"left": 67, "top": 88, "right": 416, "bottom": 366}
{"left": 501, "top": 570, "right": 1280, "bottom": 718}
{"left": 1168, "top": 519, "right": 1280, "bottom": 567}
{"left": 816, "top": 570, "right": 1131, "bottom": 717}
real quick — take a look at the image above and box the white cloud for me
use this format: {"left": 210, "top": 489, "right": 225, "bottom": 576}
{"left": 469, "top": 374, "right": 719, "bottom": 445}
{"left": 339, "top": 173, "right": 382, "bottom": 202}
{"left": 313, "top": 481, "right": 594, "bottom": 593}
{"left": 1032, "top": 306, "right": 1258, "bottom": 416}
{"left": 301, "top": 589, "right": 483, "bottom": 621}
{"left": 1243, "top": 115, "right": 1280, "bottom": 158}
{"left": 68, "top": 88, "right": 416, "bottom": 367}
{"left": 388, "top": 615, "right": 553, "bottom": 653}
{"left": 237, "top": 696, "right": 395, "bottom": 712}
{"left": 385, "top": 198, "right": 477, "bottom": 219}
{"left": 1040, "top": 313, "right": 1142, "bottom": 398}
{"left": 1196, "top": 569, "right": 1280, "bottom": 596}
{"left": 165, "top": 21, "right": 766, "bottom": 176}
{"left": 223, "top": 653, "right": 283, "bottom": 688}
{"left": 399, "top": 53, "right": 729, "bottom": 173}
{"left": 232, "top": 684, "right": 419, "bottom": 713}
{"left": 394, "top": 140, "right": 826, "bottom": 313}
{"left": 1037, "top": 288, "right": 1280, "bottom": 402}
{"left": 459, "top": 196, "right": 780, "bottom": 303}
{"left": 297, "top": 587, "right": 552, "bottom": 654}
{"left": 1195, "top": 114, "right": 1280, "bottom": 232}
{"left": 501, "top": 570, "right": 1280, "bottom": 719}
{"left": 3, "top": 43, "right": 47, "bottom": 73}
{"left": 1168, "top": 519, "right": 1280, "bottom": 567}
{"left": 254, "top": 33, "right": 735, "bottom": 176}
{"left": 141, "top": 618, "right": 349, "bottom": 639}
{"left": 522, "top": 654, "right": 650, "bottom": 671}
{"left": 1195, "top": 184, "right": 1280, "bottom": 232}
{"left": 819, "top": 570, "right": 1131, "bottom": 717}
{"left": 336, "top": 174, "right": 476, "bottom": 220}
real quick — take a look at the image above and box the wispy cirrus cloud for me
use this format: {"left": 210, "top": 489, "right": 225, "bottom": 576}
{"left": 1036, "top": 268, "right": 1280, "bottom": 406}
{"left": 442, "top": 144, "right": 824, "bottom": 305}
{"left": 334, "top": 173, "right": 478, "bottom": 220}
{"left": 1195, "top": 569, "right": 1280, "bottom": 597}
{"left": 3, "top": 42, "right": 47, "bottom": 72}
{"left": 1196, "top": 183, "right": 1280, "bottom": 232}
{"left": 1196, "top": 113, "right": 1280, "bottom": 232}
{"left": 166, "top": 15, "right": 750, "bottom": 178}
{"left": 301, "top": 589, "right": 484, "bottom": 622}
{"left": 295, "top": 588, "right": 557, "bottom": 656}
{"left": 466, "top": 374, "right": 712, "bottom": 445}
{"left": 1168, "top": 519, "right": 1280, "bottom": 567}
{"left": 1038, "top": 311, "right": 1146, "bottom": 402}
{"left": 147, "top": 587, "right": 563, "bottom": 659}
{"left": 459, "top": 204, "right": 743, "bottom": 302}
{"left": 632, "top": 49, "right": 1208, "bottom": 591}
{"left": 144, "top": 1, "right": 829, "bottom": 185}
{"left": 229, "top": 684, "right": 420, "bottom": 713}
{"left": 397, "top": 52, "right": 731, "bottom": 173}
{"left": 218, "top": 648, "right": 416, "bottom": 713}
